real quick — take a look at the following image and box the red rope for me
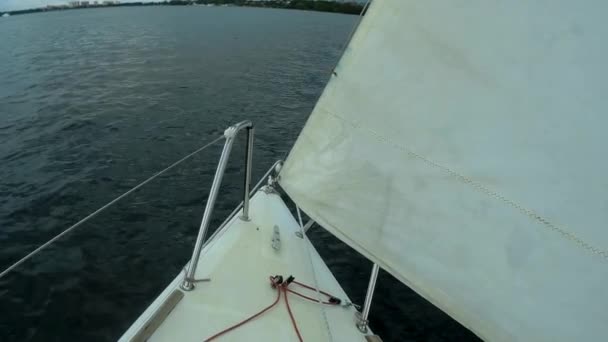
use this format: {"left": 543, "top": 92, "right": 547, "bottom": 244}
{"left": 286, "top": 289, "right": 333, "bottom": 305}
{"left": 283, "top": 285, "right": 304, "bottom": 342}
{"left": 203, "top": 275, "right": 340, "bottom": 342}
{"left": 287, "top": 280, "right": 340, "bottom": 305}
{"left": 203, "top": 277, "right": 282, "bottom": 341}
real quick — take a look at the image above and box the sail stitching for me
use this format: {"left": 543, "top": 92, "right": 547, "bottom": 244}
{"left": 325, "top": 109, "right": 608, "bottom": 260}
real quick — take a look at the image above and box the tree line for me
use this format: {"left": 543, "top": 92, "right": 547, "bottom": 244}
{"left": 1, "top": 0, "right": 366, "bottom": 17}
{"left": 180, "top": 1, "right": 366, "bottom": 15}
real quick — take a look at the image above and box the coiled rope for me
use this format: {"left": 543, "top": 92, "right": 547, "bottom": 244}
{"left": 0, "top": 135, "right": 224, "bottom": 281}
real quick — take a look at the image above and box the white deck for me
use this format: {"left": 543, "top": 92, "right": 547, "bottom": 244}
{"left": 119, "top": 189, "right": 370, "bottom": 342}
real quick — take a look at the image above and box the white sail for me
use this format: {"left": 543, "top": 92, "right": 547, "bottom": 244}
{"left": 279, "top": 0, "right": 608, "bottom": 340}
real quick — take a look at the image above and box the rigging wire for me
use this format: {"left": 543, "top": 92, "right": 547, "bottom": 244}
{"left": 297, "top": 205, "right": 334, "bottom": 342}
{"left": 332, "top": 0, "right": 371, "bottom": 74}
{"left": 279, "top": 0, "right": 371, "bottom": 165}
{"left": 0, "top": 135, "right": 224, "bottom": 281}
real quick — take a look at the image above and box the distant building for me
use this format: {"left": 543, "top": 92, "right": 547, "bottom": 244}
{"left": 93, "top": 1, "right": 99, "bottom": 5}
{"left": 69, "top": 1, "right": 80, "bottom": 7}
{"left": 81, "top": 1, "right": 90, "bottom": 5}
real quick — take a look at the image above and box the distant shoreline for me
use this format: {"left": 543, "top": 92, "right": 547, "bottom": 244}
{"left": 0, "top": 1, "right": 367, "bottom": 17}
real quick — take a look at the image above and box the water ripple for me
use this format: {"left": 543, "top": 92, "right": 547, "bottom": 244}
{"left": 0, "top": 6, "right": 477, "bottom": 342}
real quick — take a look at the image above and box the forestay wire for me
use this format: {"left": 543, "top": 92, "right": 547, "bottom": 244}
{"left": 280, "top": 0, "right": 370, "bottom": 165}
{"left": 0, "top": 134, "right": 224, "bottom": 281}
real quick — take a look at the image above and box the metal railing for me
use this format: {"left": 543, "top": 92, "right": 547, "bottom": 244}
{"left": 0, "top": 135, "right": 225, "bottom": 281}
{"left": 201, "top": 160, "right": 282, "bottom": 251}
{"left": 294, "top": 218, "right": 380, "bottom": 333}
{"left": 357, "top": 263, "right": 380, "bottom": 333}
{"left": 180, "top": 120, "right": 254, "bottom": 291}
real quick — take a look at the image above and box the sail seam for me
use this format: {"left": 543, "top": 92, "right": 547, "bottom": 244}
{"left": 324, "top": 109, "right": 608, "bottom": 260}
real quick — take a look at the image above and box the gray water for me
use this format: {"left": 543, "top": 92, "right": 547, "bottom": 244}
{"left": 0, "top": 6, "right": 479, "bottom": 341}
